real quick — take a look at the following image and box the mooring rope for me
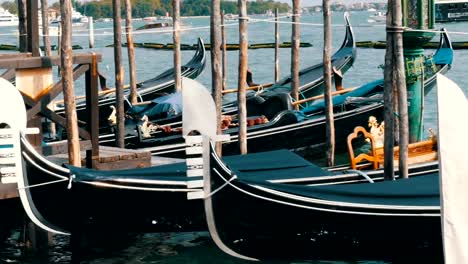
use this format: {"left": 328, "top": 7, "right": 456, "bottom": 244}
{"left": 345, "top": 169, "right": 375, "bottom": 183}
{"left": 210, "top": 167, "right": 314, "bottom": 210}
{"left": 17, "top": 178, "right": 68, "bottom": 190}
{"left": 204, "top": 171, "right": 237, "bottom": 198}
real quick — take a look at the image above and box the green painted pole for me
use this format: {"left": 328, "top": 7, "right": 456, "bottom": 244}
{"left": 402, "top": 0, "right": 435, "bottom": 143}
{"left": 417, "top": 0, "right": 424, "bottom": 29}
{"left": 402, "top": 0, "right": 408, "bottom": 27}
{"left": 404, "top": 48, "right": 425, "bottom": 142}
{"left": 429, "top": 0, "right": 435, "bottom": 29}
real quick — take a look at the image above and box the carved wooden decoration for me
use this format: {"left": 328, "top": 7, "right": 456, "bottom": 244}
{"left": 347, "top": 126, "right": 379, "bottom": 170}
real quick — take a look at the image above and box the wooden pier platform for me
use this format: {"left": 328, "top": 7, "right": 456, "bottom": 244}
{"left": 46, "top": 145, "right": 152, "bottom": 170}
{"left": 44, "top": 142, "right": 184, "bottom": 170}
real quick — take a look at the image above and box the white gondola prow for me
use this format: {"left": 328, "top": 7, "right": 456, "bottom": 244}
{"left": 181, "top": 77, "right": 229, "bottom": 200}
{"left": 437, "top": 74, "right": 468, "bottom": 264}
{"left": 0, "top": 128, "right": 39, "bottom": 184}
{"left": 0, "top": 77, "right": 69, "bottom": 235}
{"left": 0, "top": 77, "right": 28, "bottom": 184}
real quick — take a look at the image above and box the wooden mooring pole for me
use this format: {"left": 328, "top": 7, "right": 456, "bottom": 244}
{"left": 26, "top": 0, "right": 40, "bottom": 56}
{"left": 57, "top": 25, "right": 61, "bottom": 56}
{"left": 112, "top": 0, "right": 125, "bottom": 148}
{"left": 124, "top": 0, "right": 137, "bottom": 104}
{"left": 88, "top": 17, "right": 95, "bottom": 49}
{"left": 221, "top": 10, "right": 227, "bottom": 91}
{"left": 323, "top": 0, "right": 335, "bottom": 167}
{"left": 393, "top": 0, "right": 408, "bottom": 179}
{"left": 238, "top": 0, "right": 248, "bottom": 154}
{"left": 384, "top": 0, "right": 409, "bottom": 180}
{"left": 41, "top": 0, "right": 57, "bottom": 137}
{"left": 274, "top": 8, "right": 279, "bottom": 82}
{"left": 211, "top": 0, "right": 223, "bottom": 155}
{"left": 383, "top": 3, "right": 395, "bottom": 181}
{"left": 18, "top": 0, "right": 27, "bottom": 52}
{"left": 291, "top": 0, "right": 300, "bottom": 110}
{"left": 173, "top": 0, "right": 182, "bottom": 92}
{"left": 41, "top": 0, "right": 52, "bottom": 56}
{"left": 60, "top": 0, "right": 81, "bottom": 166}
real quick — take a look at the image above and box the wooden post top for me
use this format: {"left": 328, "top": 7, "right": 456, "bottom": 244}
{"left": 0, "top": 53, "right": 102, "bottom": 69}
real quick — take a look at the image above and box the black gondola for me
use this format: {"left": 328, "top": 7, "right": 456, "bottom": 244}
{"left": 128, "top": 29, "right": 453, "bottom": 158}
{"left": 95, "top": 13, "right": 357, "bottom": 146}
{"left": 51, "top": 37, "right": 207, "bottom": 136}
{"left": 201, "top": 73, "right": 467, "bottom": 262}
{"left": 223, "top": 12, "right": 356, "bottom": 107}
{"left": 7, "top": 67, "right": 439, "bottom": 238}
{"left": 204, "top": 141, "right": 442, "bottom": 261}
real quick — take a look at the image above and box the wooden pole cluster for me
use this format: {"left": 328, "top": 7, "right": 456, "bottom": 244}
{"left": 291, "top": 0, "right": 300, "bottom": 110}
{"left": 18, "top": 0, "right": 27, "bottom": 52}
{"left": 384, "top": 0, "right": 408, "bottom": 180}
{"left": 221, "top": 10, "right": 227, "bottom": 91}
{"left": 124, "top": 0, "right": 137, "bottom": 104}
{"left": 173, "top": 0, "right": 182, "bottom": 92}
{"left": 323, "top": 0, "right": 335, "bottom": 166}
{"left": 60, "top": 0, "right": 81, "bottom": 166}
{"left": 211, "top": 0, "right": 223, "bottom": 155}
{"left": 26, "top": 0, "right": 40, "bottom": 56}
{"left": 112, "top": 0, "right": 125, "bottom": 148}
{"left": 41, "top": 0, "right": 52, "bottom": 56}
{"left": 274, "top": 8, "right": 280, "bottom": 82}
{"left": 238, "top": 0, "right": 248, "bottom": 154}
{"left": 88, "top": 17, "right": 95, "bottom": 49}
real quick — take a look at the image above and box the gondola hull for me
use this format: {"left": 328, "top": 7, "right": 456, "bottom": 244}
{"left": 206, "top": 146, "right": 443, "bottom": 261}
{"left": 7, "top": 70, "right": 442, "bottom": 241}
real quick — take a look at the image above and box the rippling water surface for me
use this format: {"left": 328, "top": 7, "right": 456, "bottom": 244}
{"left": 1, "top": 10, "right": 467, "bottom": 263}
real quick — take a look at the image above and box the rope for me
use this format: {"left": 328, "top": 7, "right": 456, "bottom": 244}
{"left": 67, "top": 174, "right": 76, "bottom": 189}
{"left": 17, "top": 178, "right": 68, "bottom": 190}
{"left": 346, "top": 169, "right": 375, "bottom": 183}
{"left": 204, "top": 171, "right": 237, "bottom": 198}
{"left": 386, "top": 26, "right": 406, "bottom": 33}
{"left": 210, "top": 166, "right": 312, "bottom": 209}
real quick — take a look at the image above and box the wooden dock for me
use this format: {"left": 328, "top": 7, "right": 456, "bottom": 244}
{"left": 43, "top": 141, "right": 183, "bottom": 169}
{"left": 46, "top": 145, "right": 152, "bottom": 170}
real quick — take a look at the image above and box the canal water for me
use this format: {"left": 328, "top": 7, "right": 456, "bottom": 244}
{"left": 1, "top": 10, "right": 467, "bottom": 263}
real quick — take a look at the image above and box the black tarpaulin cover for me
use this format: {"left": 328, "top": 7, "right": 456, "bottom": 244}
{"left": 68, "top": 149, "right": 329, "bottom": 183}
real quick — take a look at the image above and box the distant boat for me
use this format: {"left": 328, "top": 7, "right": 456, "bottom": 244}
{"left": 224, "top": 13, "right": 239, "bottom": 21}
{"left": 160, "top": 12, "right": 172, "bottom": 20}
{"left": 143, "top": 16, "right": 158, "bottom": 22}
{"left": 96, "top": 18, "right": 112, "bottom": 23}
{"left": 50, "top": 8, "right": 88, "bottom": 27}
{"left": 0, "top": 8, "right": 18, "bottom": 27}
{"left": 367, "top": 7, "right": 377, "bottom": 12}
{"left": 435, "top": 0, "right": 468, "bottom": 22}
{"left": 368, "top": 11, "right": 386, "bottom": 23}
{"left": 136, "top": 21, "right": 172, "bottom": 31}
